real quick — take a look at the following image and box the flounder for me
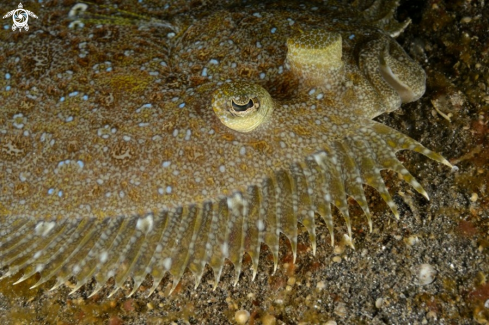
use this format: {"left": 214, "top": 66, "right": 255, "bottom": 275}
{"left": 0, "top": 0, "right": 455, "bottom": 297}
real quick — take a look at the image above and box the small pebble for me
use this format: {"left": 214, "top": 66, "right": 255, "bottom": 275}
{"left": 324, "top": 321, "right": 337, "bottom": 325}
{"left": 334, "top": 302, "right": 347, "bottom": 317}
{"left": 426, "top": 310, "right": 437, "bottom": 320}
{"left": 109, "top": 317, "right": 123, "bottom": 325}
{"left": 485, "top": 299, "right": 489, "bottom": 309}
{"left": 316, "top": 281, "right": 326, "bottom": 290}
{"left": 404, "top": 235, "right": 420, "bottom": 246}
{"left": 235, "top": 310, "right": 250, "bottom": 324}
{"left": 123, "top": 299, "right": 135, "bottom": 312}
{"left": 287, "top": 277, "right": 296, "bottom": 286}
{"left": 262, "top": 314, "right": 276, "bottom": 325}
{"left": 333, "top": 245, "right": 344, "bottom": 255}
{"left": 417, "top": 264, "right": 436, "bottom": 285}
{"left": 375, "top": 298, "right": 383, "bottom": 309}
{"left": 332, "top": 256, "right": 342, "bottom": 263}
{"left": 470, "top": 192, "right": 478, "bottom": 202}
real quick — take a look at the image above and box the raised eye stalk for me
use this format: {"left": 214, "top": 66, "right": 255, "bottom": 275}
{"left": 286, "top": 30, "right": 344, "bottom": 88}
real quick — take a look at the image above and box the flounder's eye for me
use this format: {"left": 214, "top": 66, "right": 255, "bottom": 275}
{"left": 231, "top": 97, "right": 259, "bottom": 114}
{"left": 212, "top": 82, "right": 274, "bottom": 133}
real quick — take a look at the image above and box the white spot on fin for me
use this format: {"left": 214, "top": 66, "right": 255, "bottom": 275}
{"left": 136, "top": 214, "right": 154, "bottom": 234}
{"left": 163, "top": 257, "right": 172, "bottom": 270}
{"left": 100, "top": 251, "right": 108, "bottom": 263}
{"left": 35, "top": 221, "right": 56, "bottom": 237}
{"left": 257, "top": 220, "right": 265, "bottom": 231}
{"left": 221, "top": 242, "right": 229, "bottom": 258}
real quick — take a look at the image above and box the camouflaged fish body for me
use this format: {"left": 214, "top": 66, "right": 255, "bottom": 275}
{"left": 0, "top": 0, "right": 454, "bottom": 297}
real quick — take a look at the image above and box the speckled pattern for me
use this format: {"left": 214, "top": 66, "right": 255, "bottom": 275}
{"left": 0, "top": 0, "right": 458, "bottom": 305}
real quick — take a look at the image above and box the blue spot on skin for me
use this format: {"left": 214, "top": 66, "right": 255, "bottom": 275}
{"left": 83, "top": 95, "right": 88, "bottom": 100}
{"left": 48, "top": 188, "right": 54, "bottom": 195}
{"left": 5, "top": 73, "right": 10, "bottom": 80}
{"left": 179, "top": 103, "right": 185, "bottom": 108}
{"left": 60, "top": 97, "right": 65, "bottom": 102}
{"left": 69, "top": 91, "right": 79, "bottom": 97}
{"left": 271, "top": 27, "right": 277, "bottom": 33}
{"left": 77, "top": 160, "right": 84, "bottom": 169}
{"left": 6, "top": 86, "right": 11, "bottom": 91}
{"left": 106, "top": 67, "right": 112, "bottom": 72}
{"left": 349, "top": 34, "right": 355, "bottom": 39}
{"left": 3, "top": 25, "right": 9, "bottom": 30}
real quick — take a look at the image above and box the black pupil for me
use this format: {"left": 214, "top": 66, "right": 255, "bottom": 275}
{"left": 232, "top": 98, "right": 254, "bottom": 112}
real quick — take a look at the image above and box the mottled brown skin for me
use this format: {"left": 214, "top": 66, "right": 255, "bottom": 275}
{"left": 0, "top": 0, "right": 453, "bottom": 297}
